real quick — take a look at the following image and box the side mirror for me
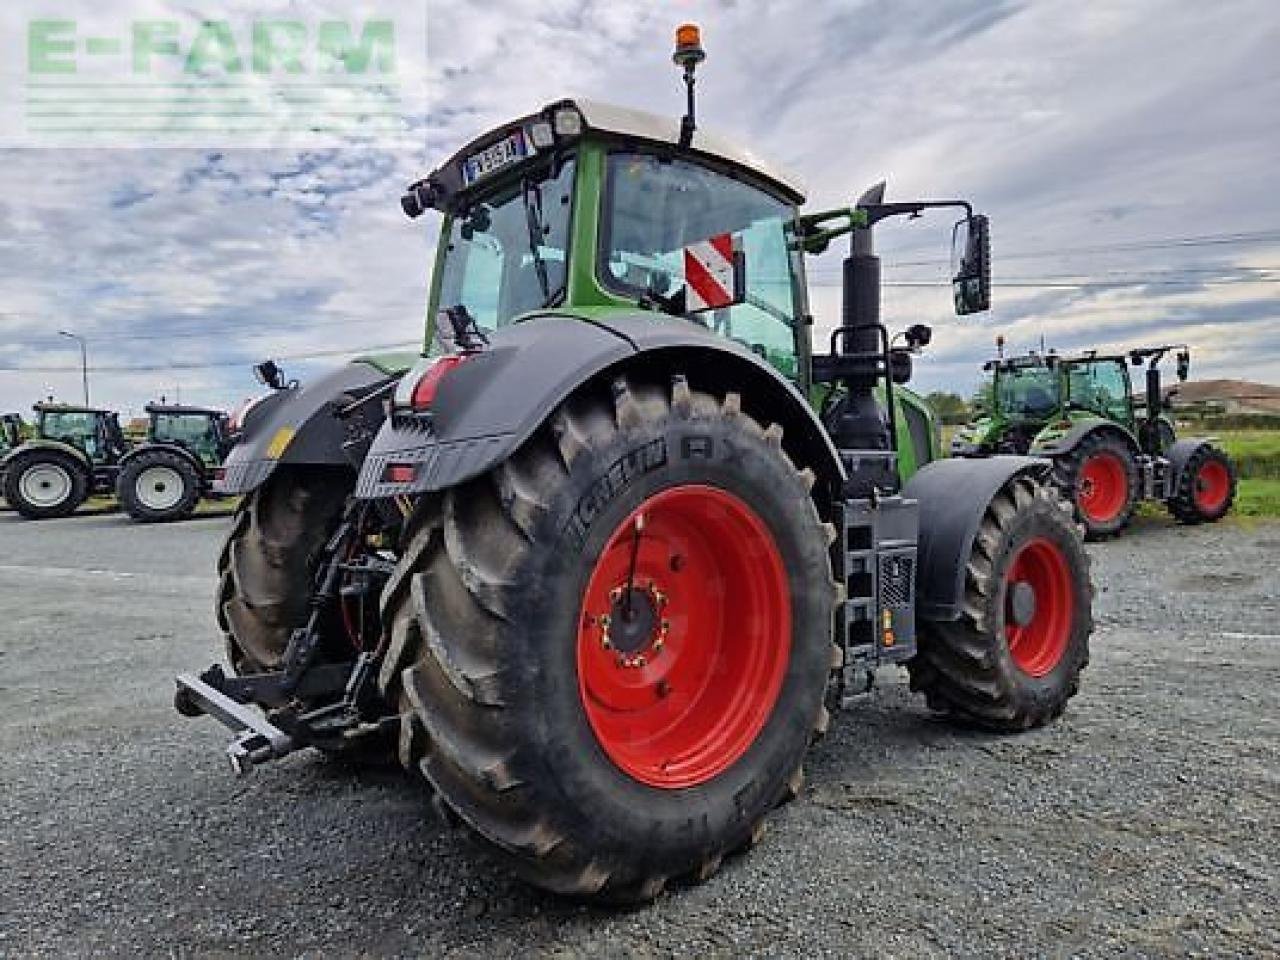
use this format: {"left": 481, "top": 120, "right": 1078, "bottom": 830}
{"left": 253, "top": 360, "right": 287, "bottom": 391}
{"left": 1176, "top": 350, "right": 1190, "bottom": 382}
{"left": 683, "top": 233, "right": 747, "bottom": 313}
{"left": 952, "top": 214, "right": 991, "bottom": 316}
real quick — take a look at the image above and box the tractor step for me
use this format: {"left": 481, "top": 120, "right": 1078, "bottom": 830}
{"left": 836, "top": 493, "right": 919, "bottom": 707}
{"left": 175, "top": 672, "right": 297, "bottom": 774}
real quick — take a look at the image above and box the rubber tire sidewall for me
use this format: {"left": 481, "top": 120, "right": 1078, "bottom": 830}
{"left": 118, "top": 449, "right": 202, "bottom": 523}
{"left": 3, "top": 449, "right": 89, "bottom": 519}
{"left": 507, "top": 412, "right": 833, "bottom": 882}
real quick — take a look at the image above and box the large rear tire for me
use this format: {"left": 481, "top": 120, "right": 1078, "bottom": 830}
{"left": 2, "top": 448, "right": 89, "bottom": 519}
{"left": 216, "top": 466, "right": 352, "bottom": 672}
{"left": 117, "top": 449, "right": 201, "bottom": 523}
{"left": 378, "top": 375, "right": 838, "bottom": 902}
{"left": 1054, "top": 432, "right": 1138, "bottom": 540}
{"left": 908, "top": 476, "right": 1092, "bottom": 731}
{"left": 1167, "top": 445, "right": 1235, "bottom": 524}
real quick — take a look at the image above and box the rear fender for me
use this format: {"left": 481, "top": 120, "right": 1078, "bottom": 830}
{"left": 356, "top": 311, "right": 845, "bottom": 501}
{"left": 120, "top": 441, "right": 206, "bottom": 476}
{"left": 217, "top": 360, "right": 402, "bottom": 495}
{"left": 904, "top": 455, "right": 1052, "bottom": 621}
{"left": 1030, "top": 418, "right": 1139, "bottom": 459}
{"left": 1, "top": 438, "right": 92, "bottom": 472}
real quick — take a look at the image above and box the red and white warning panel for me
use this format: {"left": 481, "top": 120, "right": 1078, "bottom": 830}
{"left": 684, "top": 233, "right": 744, "bottom": 311}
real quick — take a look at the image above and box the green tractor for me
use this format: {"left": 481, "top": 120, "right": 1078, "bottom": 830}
{"left": 0, "top": 413, "right": 25, "bottom": 456}
{"left": 175, "top": 26, "right": 1092, "bottom": 902}
{"left": 951, "top": 344, "right": 1236, "bottom": 538}
{"left": 1, "top": 403, "right": 129, "bottom": 519}
{"left": 116, "top": 403, "right": 235, "bottom": 523}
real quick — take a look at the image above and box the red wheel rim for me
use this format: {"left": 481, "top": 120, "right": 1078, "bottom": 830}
{"left": 1076, "top": 452, "right": 1128, "bottom": 523}
{"left": 1004, "top": 537, "right": 1074, "bottom": 678}
{"left": 1193, "top": 460, "right": 1230, "bottom": 512}
{"left": 576, "top": 485, "right": 791, "bottom": 789}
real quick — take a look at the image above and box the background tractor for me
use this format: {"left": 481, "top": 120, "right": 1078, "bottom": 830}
{"left": 116, "top": 403, "right": 234, "bottom": 523}
{"left": 0, "top": 413, "right": 25, "bottom": 455}
{"left": 175, "top": 25, "right": 1093, "bottom": 903}
{"left": 1, "top": 403, "right": 128, "bottom": 519}
{"left": 952, "top": 345, "right": 1236, "bottom": 537}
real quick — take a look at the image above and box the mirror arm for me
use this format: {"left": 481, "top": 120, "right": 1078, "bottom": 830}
{"left": 858, "top": 199, "right": 973, "bottom": 227}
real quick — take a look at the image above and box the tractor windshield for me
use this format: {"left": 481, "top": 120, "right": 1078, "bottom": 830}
{"left": 995, "top": 366, "right": 1060, "bottom": 420}
{"left": 1065, "top": 359, "right": 1132, "bottom": 424}
{"left": 600, "top": 153, "right": 802, "bottom": 378}
{"left": 39, "top": 410, "right": 97, "bottom": 446}
{"left": 437, "top": 158, "right": 577, "bottom": 333}
{"left": 154, "top": 413, "right": 219, "bottom": 463}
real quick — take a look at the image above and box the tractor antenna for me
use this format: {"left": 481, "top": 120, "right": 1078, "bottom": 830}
{"left": 673, "top": 24, "right": 706, "bottom": 149}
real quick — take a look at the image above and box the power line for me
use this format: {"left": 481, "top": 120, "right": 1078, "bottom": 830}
{"left": 0, "top": 340, "right": 420, "bottom": 373}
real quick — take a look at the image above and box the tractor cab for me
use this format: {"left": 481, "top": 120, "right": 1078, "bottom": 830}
{"left": 33, "top": 403, "right": 126, "bottom": 464}
{"left": 146, "top": 404, "right": 232, "bottom": 467}
{"left": 952, "top": 353, "right": 1062, "bottom": 455}
{"left": 408, "top": 97, "right": 810, "bottom": 382}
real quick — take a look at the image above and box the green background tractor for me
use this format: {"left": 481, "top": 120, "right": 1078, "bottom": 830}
{"left": 1, "top": 403, "right": 129, "bottom": 519}
{"left": 0, "top": 413, "right": 25, "bottom": 455}
{"left": 116, "top": 404, "right": 234, "bottom": 523}
{"left": 176, "top": 25, "right": 1092, "bottom": 904}
{"left": 952, "top": 345, "right": 1237, "bottom": 537}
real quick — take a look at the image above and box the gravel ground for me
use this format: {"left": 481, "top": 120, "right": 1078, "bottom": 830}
{"left": 0, "top": 510, "right": 1277, "bottom": 959}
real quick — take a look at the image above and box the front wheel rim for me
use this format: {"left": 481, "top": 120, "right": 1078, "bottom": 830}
{"left": 1004, "top": 537, "right": 1075, "bottom": 677}
{"left": 1077, "top": 452, "right": 1128, "bottom": 523}
{"left": 1193, "top": 460, "right": 1230, "bottom": 512}
{"left": 576, "top": 485, "right": 791, "bottom": 789}
{"left": 20, "top": 463, "right": 72, "bottom": 508}
{"left": 135, "top": 465, "right": 185, "bottom": 511}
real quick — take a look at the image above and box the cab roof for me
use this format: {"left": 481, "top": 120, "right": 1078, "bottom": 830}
{"left": 145, "top": 403, "right": 224, "bottom": 417}
{"left": 432, "top": 97, "right": 806, "bottom": 205}
{"left": 34, "top": 402, "right": 113, "bottom": 415}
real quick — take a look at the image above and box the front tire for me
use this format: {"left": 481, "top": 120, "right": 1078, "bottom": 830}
{"left": 2, "top": 449, "right": 88, "bottom": 519}
{"left": 378, "top": 375, "right": 837, "bottom": 902}
{"left": 1167, "top": 445, "right": 1235, "bottom": 523}
{"left": 908, "top": 476, "right": 1092, "bottom": 731}
{"left": 118, "top": 449, "right": 201, "bottom": 523}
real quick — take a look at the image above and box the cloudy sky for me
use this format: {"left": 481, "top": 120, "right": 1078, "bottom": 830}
{"left": 1, "top": 0, "right": 1278, "bottom": 417}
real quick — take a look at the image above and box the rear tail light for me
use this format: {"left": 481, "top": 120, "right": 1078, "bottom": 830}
{"left": 396, "top": 355, "right": 468, "bottom": 412}
{"left": 382, "top": 463, "right": 418, "bottom": 484}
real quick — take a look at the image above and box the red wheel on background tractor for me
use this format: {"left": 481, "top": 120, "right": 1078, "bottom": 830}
{"left": 378, "top": 375, "right": 838, "bottom": 903}
{"left": 1055, "top": 432, "right": 1138, "bottom": 540}
{"left": 1167, "top": 444, "right": 1236, "bottom": 524}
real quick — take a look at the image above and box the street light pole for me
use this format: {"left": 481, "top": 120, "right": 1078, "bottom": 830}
{"left": 58, "top": 330, "right": 89, "bottom": 405}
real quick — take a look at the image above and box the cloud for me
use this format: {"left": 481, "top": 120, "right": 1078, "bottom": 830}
{"left": 1, "top": 0, "right": 1278, "bottom": 415}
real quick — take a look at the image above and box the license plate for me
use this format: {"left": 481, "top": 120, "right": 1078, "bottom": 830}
{"left": 462, "top": 130, "right": 529, "bottom": 186}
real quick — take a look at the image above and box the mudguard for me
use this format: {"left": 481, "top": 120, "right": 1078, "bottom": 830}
{"left": 1165, "top": 437, "right": 1218, "bottom": 493}
{"left": 119, "top": 440, "right": 206, "bottom": 476}
{"left": 356, "top": 311, "right": 845, "bottom": 499}
{"left": 1030, "top": 418, "right": 1139, "bottom": 458}
{"left": 0, "top": 438, "right": 92, "bottom": 472}
{"left": 217, "top": 360, "right": 402, "bottom": 495}
{"left": 904, "top": 455, "right": 1051, "bottom": 621}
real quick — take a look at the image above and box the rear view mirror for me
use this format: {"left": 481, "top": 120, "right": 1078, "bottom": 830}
{"left": 1176, "top": 350, "right": 1190, "bottom": 382}
{"left": 683, "top": 233, "right": 746, "bottom": 313}
{"left": 253, "top": 360, "right": 286, "bottom": 391}
{"left": 952, "top": 214, "right": 991, "bottom": 316}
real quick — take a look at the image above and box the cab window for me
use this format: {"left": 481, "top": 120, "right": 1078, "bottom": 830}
{"left": 600, "top": 153, "right": 801, "bottom": 379}
{"left": 1067, "top": 360, "right": 1131, "bottom": 423}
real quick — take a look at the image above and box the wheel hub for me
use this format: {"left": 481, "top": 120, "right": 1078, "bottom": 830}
{"left": 576, "top": 485, "right": 791, "bottom": 789}
{"left": 1008, "top": 581, "right": 1037, "bottom": 626}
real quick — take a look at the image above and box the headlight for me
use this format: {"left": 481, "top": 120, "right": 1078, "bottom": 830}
{"left": 528, "top": 120, "right": 555, "bottom": 150}
{"left": 553, "top": 106, "right": 583, "bottom": 137}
